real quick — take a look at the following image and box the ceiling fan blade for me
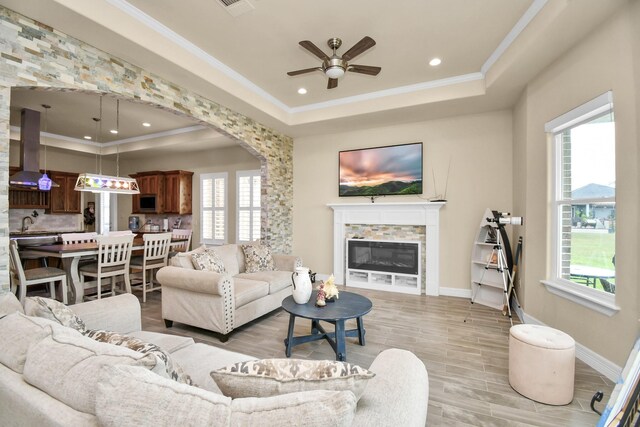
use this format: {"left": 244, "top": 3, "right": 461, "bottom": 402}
{"left": 347, "top": 65, "right": 381, "bottom": 76}
{"left": 327, "top": 78, "right": 338, "bottom": 89}
{"left": 341, "top": 36, "right": 376, "bottom": 61}
{"left": 287, "top": 67, "right": 322, "bottom": 76}
{"left": 299, "top": 40, "right": 329, "bottom": 61}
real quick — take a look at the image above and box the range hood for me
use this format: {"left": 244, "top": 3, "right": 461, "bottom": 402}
{"left": 9, "top": 108, "right": 58, "bottom": 189}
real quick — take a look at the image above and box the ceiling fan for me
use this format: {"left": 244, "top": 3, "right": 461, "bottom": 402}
{"left": 287, "top": 36, "right": 381, "bottom": 89}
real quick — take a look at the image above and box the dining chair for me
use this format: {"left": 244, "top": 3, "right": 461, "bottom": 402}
{"left": 170, "top": 228, "right": 192, "bottom": 256}
{"left": 8, "top": 240, "right": 68, "bottom": 304}
{"left": 129, "top": 232, "right": 172, "bottom": 302}
{"left": 78, "top": 234, "right": 134, "bottom": 300}
{"left": 60, "top": 232, "right": 98, "bottom": 244}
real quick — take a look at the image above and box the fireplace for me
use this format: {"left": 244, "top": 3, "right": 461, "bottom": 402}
{"left": 346, "top": 238, "right": 421, "bottom": 295}
{"left": 348, "top": 239, "right": 419, "bottom": 275}
{"left": 328, "top": 202, "right": 444, "bottom": 296}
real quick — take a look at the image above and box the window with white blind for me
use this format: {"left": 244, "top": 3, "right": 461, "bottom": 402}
{"left": 237, "top": 170, "right": 261, "bottom": 243}
{"left": 542, "top": 91, "right": 618, "bottom": 315}
{"left": 201, "top": 172, "right": 227, "bottom": 245}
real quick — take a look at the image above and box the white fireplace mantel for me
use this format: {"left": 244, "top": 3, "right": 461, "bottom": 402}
{"left": 328, "top": 202, "right": 445, "bottom": 296}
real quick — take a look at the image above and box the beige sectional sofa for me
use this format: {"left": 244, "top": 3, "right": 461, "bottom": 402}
{"left": 157, "top": 244, "right": 301, "bottom": 340}
{"left": 0, "top": 293, "right": 429, "bottom": 426}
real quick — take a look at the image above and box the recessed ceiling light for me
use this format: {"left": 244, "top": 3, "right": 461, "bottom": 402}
{"left": 84, "top": 136, "right": 92, "bottom": 140}
{"left": 142, "top": 122, "right": 151, "bottom": 127}
{"left": 297, "top": 88, "right": 307, "bottom": 95}
{"left": 110, "top": 129, "right": 118, "bottom": 134}
{"left": 429, "top": 58, "right": 442, "bottom": 67}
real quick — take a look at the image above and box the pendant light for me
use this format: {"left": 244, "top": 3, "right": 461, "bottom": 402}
{"left": 37, "top": 104, "right": 56, "bottom": 191}
{"left": 74, "top": 96, "right": 139, "bottom": 194}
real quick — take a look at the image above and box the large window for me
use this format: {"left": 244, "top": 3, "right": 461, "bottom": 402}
{"left": 201, "top": 172, "right": 227, "bottom": 245}
{"left": 237, "top": 170, "right": 261, "bottom": 243}
{"left": 545, "top": 92, "right": 617, "bottom": 313}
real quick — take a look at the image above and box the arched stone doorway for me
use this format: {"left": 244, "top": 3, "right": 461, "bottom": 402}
{"left": 0, "top": 7, "right": 293, "bottom": 291}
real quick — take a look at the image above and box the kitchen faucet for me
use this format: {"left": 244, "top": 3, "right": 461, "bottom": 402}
{"left": 21, "top": 216, "right": 34, "bottom": 232}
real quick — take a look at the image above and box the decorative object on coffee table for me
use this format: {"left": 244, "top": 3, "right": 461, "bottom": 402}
{"left": 316, "top": 285, "right": 326, "bottom": 307}
{"left": 321, "top": 274, "right": 339, "bottom": 301}
{"left": 282, "top": 291, "right": 373, "bottom": 361}
{"left": 291, "top": 266, "right": 312, "bottom": 304}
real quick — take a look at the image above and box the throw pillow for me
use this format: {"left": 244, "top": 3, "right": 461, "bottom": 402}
{"left": 96, "top": 364, "right": 355, "bottom": 427}
{"left": 0, "top": 312, "right": 58, "bottom": 373}
{"left": 191, "top": 249, "right": 226, "bottom": 273}
{"left": 211, "top": 358, "right": 375, "bottom": 400}
{"left": 84, "top": 328, "right": 193, "bottom": 385}
{"left": 23, "top": 325, "right": 160, "bottom": 415}
{"left": 96, "top": 364, "right": 231, "bottom": 427}
{"left": 242, "top": 244, "right": 275, "bottom": 273}
{"left": 230, "top": 389, "right": 356, "bottom": 427}
{"left": 0, "top": 292, "right": 23, "bottom": 317}
{"left": 169, "top": 244, "right": 207, "bottom": 270}
{"left": 24, "top": 296, "right": 87, "bottom": 333}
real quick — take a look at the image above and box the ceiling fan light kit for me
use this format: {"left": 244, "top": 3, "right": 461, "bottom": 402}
{"left": 287, "top": 36, "right": 381, "bottom": 89}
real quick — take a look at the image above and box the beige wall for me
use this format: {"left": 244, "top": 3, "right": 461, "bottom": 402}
{"left": 293, "top": 110, "right": 513, "bottom": 290}
{"left": 513, "top": 3, "right": 640, "bottom": 366}
{"left": 117, "top": 145, "right": 260, "bottom": 246}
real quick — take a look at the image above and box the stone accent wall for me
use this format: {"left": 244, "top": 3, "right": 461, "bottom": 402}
{"left": 0, "top": 7, "right": 293, "bottom": 291}
{"left": 345, "top": 224, "right": 426, "bottom": 290}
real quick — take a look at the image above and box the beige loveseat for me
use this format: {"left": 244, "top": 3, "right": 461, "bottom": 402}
{"left": 0, "top": 293, "right": 429, "bottom": 426}
{"left": 156, "top": 244, "right": 301, "bottom": 341}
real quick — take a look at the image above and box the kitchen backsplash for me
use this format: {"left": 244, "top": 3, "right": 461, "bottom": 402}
{"left": 10, "top": 209, "right": 83, "bottom": 232}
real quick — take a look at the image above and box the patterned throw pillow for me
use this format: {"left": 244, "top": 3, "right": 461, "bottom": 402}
{"left": 242, "top": 244, "right": 275, "bottom": 273}
{"left": 25, "top": 296, "right": 86, "bottom": 333}
{"left": 211, "top": 358, "right": 375, "bottom": 400}
{"left": 191, "top": 249, "right": 227, "bottom": 273}
{"left": 84, "top": 329, "right": 193, "bottom": 386}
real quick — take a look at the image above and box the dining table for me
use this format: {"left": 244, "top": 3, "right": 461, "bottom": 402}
{"left": 27, "top": 237, "right": 188, "bottom": 304}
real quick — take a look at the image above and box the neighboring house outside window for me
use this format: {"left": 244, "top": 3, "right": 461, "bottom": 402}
{"left": 543, "top": 91, "right": 618, "bottom": 315}
{"left": 237, "top": 170, "right": 261, "bottom": 243}
{"left": 201, "top": 172, "right": 227, "bottom": 245}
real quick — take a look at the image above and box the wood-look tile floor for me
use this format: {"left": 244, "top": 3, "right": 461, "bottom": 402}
{"left": 136, "top": 287, "right": 611, "bottom": 427}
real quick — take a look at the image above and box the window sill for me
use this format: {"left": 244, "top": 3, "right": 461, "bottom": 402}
{"left": 541, "top": 279, "right": 620, "bottom": 316}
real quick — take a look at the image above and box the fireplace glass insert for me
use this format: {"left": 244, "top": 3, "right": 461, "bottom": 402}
{"left": 347, "top": 239, "right": 419, "bottom": 275}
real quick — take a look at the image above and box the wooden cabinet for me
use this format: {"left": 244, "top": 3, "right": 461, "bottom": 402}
{"left": 130, "top": 170, "right": 193, "bottom": 214}
{"left": 47, "top": 171, "right": 81, "bottom": 214}
{"left": 163, "top": 170, "right": 193, "bottom": 214}
{"left": 130, "top": 171, "right": 164, "bottom": 214}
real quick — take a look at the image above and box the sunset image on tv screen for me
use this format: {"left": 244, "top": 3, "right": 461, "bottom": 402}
{"left": 339, "top": 143, "right": 422, "bottom": 197}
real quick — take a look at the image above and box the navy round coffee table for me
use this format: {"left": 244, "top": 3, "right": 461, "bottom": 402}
{"left": 282, "top": 291, "right": 372, "bottom": 361}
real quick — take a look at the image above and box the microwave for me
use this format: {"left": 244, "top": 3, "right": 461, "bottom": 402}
{"left": 139, "top": 194, "right": 157, "bottom": 212}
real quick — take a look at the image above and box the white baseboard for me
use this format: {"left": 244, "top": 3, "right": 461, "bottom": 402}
{"left": 438, "top": 287, "right": 472, "bottom": 298}
{"left": 520, "top": 313, "right": 621, "bottom": 382}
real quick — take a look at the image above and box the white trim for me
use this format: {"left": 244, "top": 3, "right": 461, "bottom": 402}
{"left": 439, "top": 287, "right": 472, "bottom": 299}
{"left": 481, "top": 0, "right": 548, "bottom": 74}
{"left": 541, "top": 279, "right": 620, "bottom": 316}
{"left": 519, "top": 312, "right": 622, "bottom": 382}
{"left": 108, "top": 0, "right": 544, "bottom": 115}
{"left": 289, "top": 73, "right": 484, "bottom": 113}
{"left": 10, "top": 124, "right": 207, "bottom": 147}
{"left": 545, "top": 91, "right": 613, "bottom": 132}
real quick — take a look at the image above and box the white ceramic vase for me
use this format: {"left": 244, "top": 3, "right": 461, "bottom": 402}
{"left": 291, "top": 267, "right": 312, "bottom": 304}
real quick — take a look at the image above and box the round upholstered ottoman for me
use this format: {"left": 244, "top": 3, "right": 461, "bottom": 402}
{"left": 509, "top": 324, "right": 575, "bottom": 405}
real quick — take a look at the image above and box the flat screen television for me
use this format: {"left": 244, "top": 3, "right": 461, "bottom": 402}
{"left": 339, "top": 142, "right": 423, "bottom": 197}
